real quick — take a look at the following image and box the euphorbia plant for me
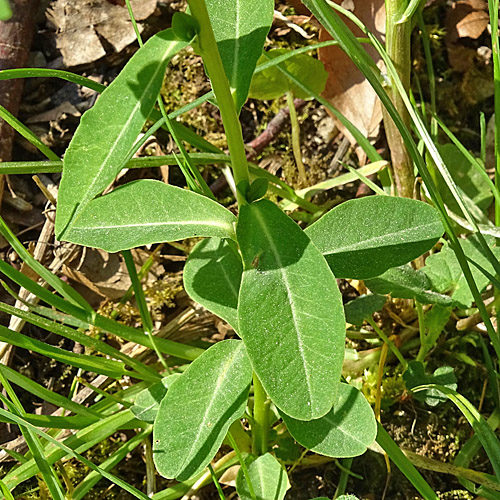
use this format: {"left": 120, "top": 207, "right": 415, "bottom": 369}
{"left": 51, "top": 0, "right": 446, "bottom": 495}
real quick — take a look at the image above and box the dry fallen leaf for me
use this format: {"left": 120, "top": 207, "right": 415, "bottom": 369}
{"left": 318, "top": 0, "right": 385, "bottom": 162}
{"left": 63, "top": 248, "right": 164, "bottom": 303}
{"left": 446, "top": 0, "right": 490, "bottom": 72}
{"left": 47, "top": 0, "right": 157, "bottom": 67}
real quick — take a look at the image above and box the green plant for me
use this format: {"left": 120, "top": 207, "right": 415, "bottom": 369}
{"left": 1, "top": 0, "right": 500, "bottom": 498}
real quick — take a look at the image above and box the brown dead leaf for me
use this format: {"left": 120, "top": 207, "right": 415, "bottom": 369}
{"left": 47, "top": 0, "right": 157, "bottom": 67}
{"left": 456, "top": 9, "right": 490, "bottom": 38}
{"left": 318, "top": 0, "right": 385, "bottom": 162}
{"left": 446, "top": 0, "right": 490, "bottom": 71}
{"left": 63, "top": 248, "right": 164, "bottom": 302}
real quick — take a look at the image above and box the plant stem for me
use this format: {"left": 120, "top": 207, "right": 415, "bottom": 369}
{"left": 122, "top": 250, "right": 169, "bottom": 370}
{"left": 488, "top": 0, "right": 500, "bottom": 225}
{"left": 252, "top": 373, "right": 271, "bottom": 456}
{"left": 286, "top": 91, "right": 307, "bottom": 184}
{"left": 415, "top": 301, "right": 427, "bottom": 362}
{"left": 334, "top": 457, "right": 353, "bottom": 498}
{"left": 187, "top": 0, "right": 250, "bottom": 206}
{"left": 367, "top": 317, "right": 407, "bottom": 369}
{"left": 227, "top": 432, "right": 256, "bottom": 500}
{"left": 383, "top": 0, "right": 415, "bottom": 198}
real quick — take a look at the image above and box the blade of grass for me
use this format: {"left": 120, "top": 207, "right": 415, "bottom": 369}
{"left": 262, "top": 51, "right": 382, "bottom": 164}
{"left": 0, "top": 301, "right": 160, "bottom": 382}
{"left": 487, "top": 0, "right": 500, "bottom": 224}
{"left": 343, "top": 164, "right": 387, "bottom": 196}
{"left": 0, "top": 325, "right": 129, "bottom": 378}
{"left": 376, "top": 423, "right": 439, "bottom": 500}
{"left": 0, "top": 260, "right": 204, "bottom": 360}
{"left": 0, "top": 216, "right": 93, "bottom": 312}
{"left": 414, "top": 385, "right": 500, "bottom": 481}
{"left": 434, "top": 115, "right": 500, "bottom": 207}
{"left": 303, "top": 0, "right": 500, "bottom": 363}
{"left": 72, "top": 428, "right": 151, "bottom": 499}
{"left": 0, "top": 104, "right": 59, "bottom": 161}
{"left": 0, "top": 480, "right": 15, "bottom": 500}
{"left": 0, "top": 363, "right": 103, "bottom": 418}
{"left": 0, "top": 406, "right": 152, "bottom": 500}
{"left": 0, "top": 412, "right": 98, "bottom": 429}
{"left": 1, "top": 409, "right": 137, "bottom": 490}
{"left": 122, "top": 250, "right": 168, "bottom": 370}
{"left": 0, "top": 379, "right": 65, "bottom": 500}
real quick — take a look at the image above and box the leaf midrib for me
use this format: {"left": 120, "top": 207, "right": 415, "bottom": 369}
{"left": 252, "top": 207, "right": 314, "bottom": 410}
{"left": 71, "top": 220, "right": 233, "bottom": 232}
{"left": 180, "top": 344, "right": 243, "bottom": 473}
{"left": 64, "top": 40, "right": 178, "bottom": 230}
{"left": 318, "top": 221, "right": 440, "bottom": 255}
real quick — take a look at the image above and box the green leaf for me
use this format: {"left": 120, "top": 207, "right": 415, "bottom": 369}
{"left": 172, "top": 12, "right": 199, "bottom": 41}
{"left": 273, "top": 437, "right": 301, "bottom": 462}
{"left": 130, "top": 375, "right": 180, "bottom": 423}
{"left": 206, "top": 0, "right": 274, "bottom": 112}
{"left": 236, "top": 453, "right": 289, "bottom": 500}
{"left": 61, "top": 180, "right": 237, "bottom": 252}
{"left": 413, "top": 385, "right": 500, "bottom": 482}
{"left": 0, "top": 479, "right": 15, "bottom": 500}
{"left": 0, "top": 0, "right": 12, "bottom": 20}
{"left": 434, "top": 143, "right": 494, "bottom": 215}
{"left": 153, "top": 339, "right": 252, "bottom": 481}
{"left": 237, "top": 200, "right": 345, "bottom": 421}
{"left": 1, "top": 410, "right": 136, "bottom": 491}
{"left": 424, "top": 234, "right": 500, "bottom": 308}
{"left": 0, "top": 325, "right": 127, "bottom": 378}
{"left": 424, "top": 305, "right": 452, "bottom": 347}
{"left": 365, "top": 265, "right": 455, "bottom": 306}
{"left": 280, "top": 383, "right": 376, "bottom": 458}
{"left": 403, "top": 361, "right": 457, "bottom": 406}
{"left": 304, "top": 196, "right": 444, "bottom": 279}
{"left": 0, "top": 364, "right": 101, "bottom": 419}
{"left": 249, "top": 49, "right": 328, "bottom": 100}
{"left": 183, "top": 237, "right": 242, "bottom": 330}
{"left": 248, "top": 178, "right": 269, "bottom": 202}
{"left": 56, "top": 29, "right": 187, "bottom": 239}
{"left": 376, "top": 424, "right": 439, "bottom": 500}
{"left": 344, "top": 294, "right": 386, "bottom": 326}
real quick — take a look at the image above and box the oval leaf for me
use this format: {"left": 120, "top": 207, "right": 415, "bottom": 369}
{"left": 365, "top": 265, "right": 455, "bottom": 306}
{"left": 62, "top": 180, "right": 237, "bottom": 252}
{"left": 424, "top": 234, "right": 500, "bottom": 308}
{"left": 56, "top": 30, "right": 187, "bottom": 239}
{"left": 236, "top": 453, "right": 288, "bottom": 500}
{"left": 184, "top": 237, "right": 242, "bottom": 330}
{"left": 249, "top": 49, "right": 328, "bottom": 100}
{"left": 153, "top": 340, "right": 252, "bottom": 481}
{"left": 237, "top": 200, "right": 345, "bottom": 421}
{"left": 344, "top": 294, "right": 386, "bottom": 326}
{"left": 280, "top": 383, "right": 376, "bottom": 458}
{"left": 305, "top": 196, "right": 444, "bottom": 279}
{"left": 206, "top": 0, "right": 274, "bottom": 112}
{"left": 130, "top": 375, "right": 180, "bottom": 424}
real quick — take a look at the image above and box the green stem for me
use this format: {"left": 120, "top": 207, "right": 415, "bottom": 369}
{"left": 227, "top": 432, "right": 256, "bottom": 500}
{"left": 417, "top": 10, "right": 437, "bottom": 140}
{"left": 122, "top": 250, "right": 168, "bottom": 370}
{"left": 367, "top": 317, "right": 407, "bottom": 369}
{"left": 334, "top": 457, "right": 353, "bottom": 499}
{"left": 286, "top": 91, "right": 307, "bottom": 184}
{"left": 383, "top": 0, "right": 415, "bottom": 198}
{"left": 415, "top": 301, "right": 426, "bottom": 362}
{"left": 252, "top": 373, "right": 271, "bottom": 456}
{"left": 187, "top": 0, "right": 250, "bottom": 206}
{"left": 488, "top": 0, "right": 500, "bottom": 225}
{"left": 208, "top": 464, "right": 226, "bottom": 500}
